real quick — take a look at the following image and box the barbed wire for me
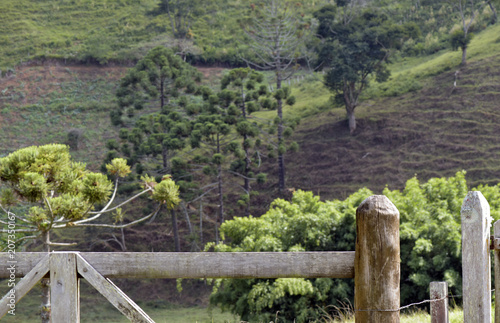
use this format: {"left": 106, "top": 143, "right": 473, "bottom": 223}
{"left": 355, "top": 289, "right": 496, "bottom": 313}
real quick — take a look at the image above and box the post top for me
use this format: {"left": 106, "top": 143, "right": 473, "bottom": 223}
{"left": 357, "top": 195, "right": 399, "bottom": 218}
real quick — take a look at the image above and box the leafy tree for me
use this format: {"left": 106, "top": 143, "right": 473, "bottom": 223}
{"left": 447, "top": 0, "right": 484, "bottom": 65}
{"left": 241, "top": 0, "right": 310, "bottom": 194}
{"left": 0, "top": 144, "right": 180, "bottom": 322}
{"left": 315, "top": 5, "right": 413, "bottom": 133}
{"left": 112, "top": 46, "right": 201, "bottom": 125}
{"left": 206, "top": 189, "right": 366, "bottom": 322}
{"left": 206, "top": 171, "right": 498, "bottom": 322}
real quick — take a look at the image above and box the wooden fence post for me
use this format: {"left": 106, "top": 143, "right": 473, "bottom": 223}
{"left": 50, "top": 253, "right": 80, "bottom": 323}
{"left": 461, "top": 191, "right": 491, "bottom": 323}
{"left": 430, "top": 281, "right": 448, "bottom": 323}
{"left": 355, "top": 195, "right": 400, "bottom": 323}
{"left": 494, "top": 220, "right": 500, "bottom": 323}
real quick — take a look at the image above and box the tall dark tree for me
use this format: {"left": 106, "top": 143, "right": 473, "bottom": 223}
{"left": 108, "top": 46, "right": 201, "bottom": 252}
{"left": 316, "top": 5, "right": 413, "bottom": 133}
{"left": 242, "top": 0, "right": 311, "bottom": 194}
{"left": 220, "top": 68, "right": 269, "bottom": 216}
{"left": 112, "top": 46, "right": 200, "bottom": 125}
{"left": 190, "top": 112, "right": 234, "bottom": 243}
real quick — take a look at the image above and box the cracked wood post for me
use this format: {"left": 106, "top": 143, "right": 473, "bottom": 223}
{"left": 461, "top": 191, "right": 491, "bottom": 323}
{"left": 355, "top": 195, "right": 400, "bottom": 323}
{"left": 430, "top": 281, "right": 449, "bottom": 323}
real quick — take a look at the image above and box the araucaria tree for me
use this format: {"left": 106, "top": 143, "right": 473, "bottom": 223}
{"left": 315, "top": 4, "right": 408, "bottom": 134}
{"left": 111, "top": 46, "right": 200, "bottom": 125}
{"left": 220, "top": 68, "right": 268, "bottom": 216}
{"left": 0, "top": 144, "right": 180, "bottom": 322}
{"left": 242, "top": 0, "right": 309, "bottom": 194}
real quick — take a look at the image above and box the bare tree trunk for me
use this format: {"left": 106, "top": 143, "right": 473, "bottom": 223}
{"left": 276, "top": 80, "right": 286, "bottom": 195}
{"left": 348, "top": 110, "right": 356, "bottom": 134}
{"left": 160, "top": 74, "right": 165, "bottom": 109}
{"left": 162, "top": 148, "right": 168, "bottom": 171}
{"left": 181, "top": 201, "right": 193, "bottom": 235}
{"left": 488, "top": 0, "right": 498, "bottom": 23}
{"left": 199, "top": 200, "right": 203, "bottom": 244}
{"left": 171, "top": 208, "right": 180, "bottom": 252}
{"left": 120, "top": 227, "right": 127, "bottom": 251}
{"left": 41, "top": 231, "right": 51, "bottom": 323}
{"left": 243, "top": 135, "right": 251, "bottom": 217}
{"left": 461, "top": 45, "right": 468, "bottom": 65}
{"left": 217, "top": 163, "right": 223, "bottom": 229}
{"left": 216, "top": 133, "right": 224, "bottom": 243}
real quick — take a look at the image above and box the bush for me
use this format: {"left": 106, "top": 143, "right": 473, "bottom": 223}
{"left": 66, "top": 128, "right": 83, "bottom": 150}
{"left": 207, "top": 171, "right": 498, "bottom": 322}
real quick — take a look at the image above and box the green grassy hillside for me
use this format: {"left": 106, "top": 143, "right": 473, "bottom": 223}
{"left": 282, "top": 22, "right": 500, "bottom": 200}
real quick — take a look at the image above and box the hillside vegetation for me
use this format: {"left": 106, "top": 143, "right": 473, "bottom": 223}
{"left": 2, "top": 0, "right": 500, "bottom": 321}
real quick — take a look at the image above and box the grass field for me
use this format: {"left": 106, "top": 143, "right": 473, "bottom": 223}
{"left": 0, "top": 280, "right": 239, "bottom": 323}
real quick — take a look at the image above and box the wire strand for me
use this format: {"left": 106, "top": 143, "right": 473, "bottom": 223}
{"left": 354, "top": 289, "right": 496, "bottom": 313}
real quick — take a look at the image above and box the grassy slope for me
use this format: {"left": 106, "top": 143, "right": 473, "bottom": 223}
{"left": 282, "top": 22, "right": 500, "bottom": 200}
{"left": 0, "top": 0, "right": 160, "bottom": 70}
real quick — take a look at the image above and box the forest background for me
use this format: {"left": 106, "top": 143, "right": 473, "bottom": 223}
{"left": 2, "top": 0, "right": 500, "bottom": 322}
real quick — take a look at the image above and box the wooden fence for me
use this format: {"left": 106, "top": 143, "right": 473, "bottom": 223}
{"left": 0, "top": 192, "right": 499, "bottom": 322}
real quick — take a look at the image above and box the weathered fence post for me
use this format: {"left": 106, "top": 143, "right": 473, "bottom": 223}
{"left": 50, "top": 253, "right": 80, "bottom": 322}
{"left": 355, "top": 195, "right": 400, "bottom": 323}
{"left": 430, "top": 281, "right": 448, "bottom": 323}
{"left": 461, "top": 191, "right": 491, "bottom": 323}
{"left": 494, "top": 220, "right": 500, "bottom": 323}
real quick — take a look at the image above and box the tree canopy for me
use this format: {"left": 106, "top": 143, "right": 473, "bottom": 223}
{"left": 112, "top": 46, "right": 201, "bottom": 125}
{"left": 315, "top": 5, "right": 417, "bottom": 133}
{"left": 0, "top": 144, "right": 180, "bottom": 250}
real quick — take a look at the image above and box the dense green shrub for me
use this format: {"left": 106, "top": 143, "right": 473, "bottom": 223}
{"left": 207, "top": 171, "right": 499, "bottom": 322}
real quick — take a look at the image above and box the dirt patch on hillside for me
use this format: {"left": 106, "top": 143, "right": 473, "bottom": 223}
{"left": 0, "top": 65, "right": 127, "bottom": 107}
{"left": 0, "top": 64, "right": 224, "bottom": 107}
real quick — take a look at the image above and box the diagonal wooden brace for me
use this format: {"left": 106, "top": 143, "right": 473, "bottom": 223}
{"left": 76, "top": 254, "right": 154, "bottom": 323}
{"left": 0, "top": 254, "right": 49, "bottom": 319}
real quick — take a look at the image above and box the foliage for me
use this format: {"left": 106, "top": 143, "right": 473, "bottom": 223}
{"left": 0, "top": 144, "right": 179, "bottom": 249}
{"left": 207, "top": 171, "right": 500, "bottom": 322}
{"left": 207, "top": 189, "right": 369, "bottom": 322}
{"left": 112, "top": 46, "right": 201, "bottom": 123}
{"left": 450, "top": 29, "right": 474, "bottom": 51}
{"left": 315, "top": 5, "right": 416, "bottom": 133}
{"left": 241, "top": 0, "right": 309, "bottom": 193}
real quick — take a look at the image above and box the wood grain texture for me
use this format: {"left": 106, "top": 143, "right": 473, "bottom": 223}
{"left": 461, "top": 191, "right": 491, "bottom": 323}
{"left": 430, "top": 281, "right": 448, "bottom": 323}
{"left": 354, "top": 195, "right": 400, "bottom": 323}
{"left": 0, "top": 254, "right": 49, "bottom": 319}
{"left": 50, "top": 253, "right": 79, "bottom": 323}
{"left": 0, "top": 253, "right": 47, "bottom": 278}
{"left": 0, "top": 251, "right": 354, "bottom": 279}
{"left": 76, "top": 254, "right": 154, "bottom": 323}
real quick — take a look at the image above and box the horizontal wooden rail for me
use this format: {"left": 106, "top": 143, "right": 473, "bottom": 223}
{"left": 0, "top": 251, "right": 355, "bottom": 279}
